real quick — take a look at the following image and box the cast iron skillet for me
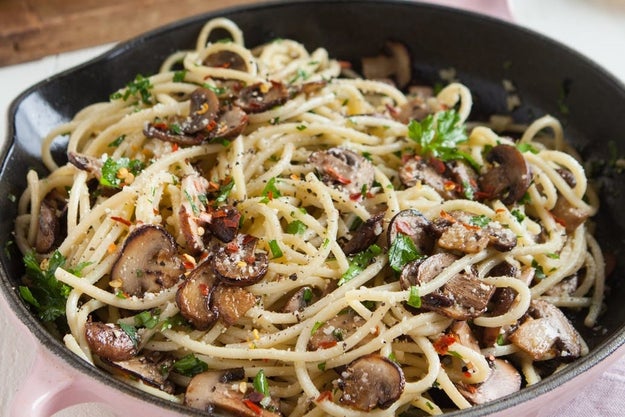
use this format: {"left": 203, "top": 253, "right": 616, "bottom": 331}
{"left": 2, "top": 0, "right": 625, "bottom": 415}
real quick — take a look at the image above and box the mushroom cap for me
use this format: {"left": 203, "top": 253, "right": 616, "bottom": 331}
{"left": 478, "top": 144, "right": 531, "bottom": 204}
{"left": 387, "top": 208, "right": 434, "bottom": 255}
{"left": 85, "top": 321, "right": 138, "bottom": 362}
{"left": 176, "top": 260, "right": 219, "bottom": 330}
{"left": 458, "top": 359, "right": 521, "bottom": 404}
{"left": 341, "top": 212, "right": 384, "bottom": 256}
{"left": 235, "top": 81, "right": 289, "bottom": 113}
{"left": 213, "top": 234, "right": 269, "bottom": 286}
{"left": 338, "top": 353, "right": 406, "bottom": 411}
{"left": 203, "top": 50, "right": 248, "bottom": 71}
{"left": 308, "top": 147, "right": 375, "bottom": 196}
{"left": 111, "top": 224, "right": 184, "bottom": 297}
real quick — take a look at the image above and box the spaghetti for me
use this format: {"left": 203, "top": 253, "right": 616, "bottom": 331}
{"left": 15, "top": 17, "right": 604, "bottom": 416}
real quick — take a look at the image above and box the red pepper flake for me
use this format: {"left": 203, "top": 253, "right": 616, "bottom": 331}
{"left": 317, "top": 340, "right": 338, "bottom": 349}
{"left": 429, "top": 157, "right": 446, "bottom": 174}
{"left": 444, "top": 180, "right": 457, "bottom": 192}
{"left": 208, "top": 181, "right": 220, "bottom": 192}
{"left": 325, "top": 166, "right": 351, "bottom": 185}
{"left": 552, "top": 214, "right": 567, "bottom": 228}
{"left": 223, "top": 218, "right": 239, "bottom": 228}
{"left": 315, "top": 390, "right": 333, "bottom": 403}
{"left": 394, "top": 218, "right": 416, "bottom": 236}
{"left": 349, "top": 192, "right": 363, "bottom": 201}
{"left": 439, "top": 210, "right": 456, "bottom": 223}
{"left": 213, "top": 209, "right": 228, "bottom": 218}
{"left": 433, "top": 334, "right": 457, "bottom": 355}
{"left": 243, "top": 399, "right": 262, "bottom": 416}
{"left": 171, "top": 143, "right": 179, "bottom": 152}
{"left": 199, "top": 283, "right": 209, "bottom": 296}
{"left": 205, "top": 119, "right": 217, "bottom": 132}
{"left": 463, "top": 370, "right": 473, "bottom": 378}
{"left": 226, "top": 241, "right": 239, "bottom": 253}
{"left": 111, "top": 216, "right": 132, "bottom": 227}
{"left": 153, "top": 122, "right": 168, "bottom": 130}
{"left": 461, "top": 222, "right": 481, "bottom": 231}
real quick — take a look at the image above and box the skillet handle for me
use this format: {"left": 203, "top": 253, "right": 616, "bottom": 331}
{"left": 421, "top": 0, "right": 514, "bottom": 21}
{"left": 9, "top": 341, "right": 113, "bottom": 417}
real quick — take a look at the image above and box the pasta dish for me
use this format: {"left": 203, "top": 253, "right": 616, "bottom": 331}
{"left": 14, "top": 17, "right": 605, "bottom": 416}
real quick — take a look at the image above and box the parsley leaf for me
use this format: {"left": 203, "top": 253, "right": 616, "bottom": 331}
{"left": 253, "top": 369, "right": 270, "bottom": 397}
{"left": 172, "top": 354, "right": 208, "bottom": 377}
{"left": 388, "top": 234, "right": 422, "bottom": 272}
{"left": 469, "top": 215, "right": 491, "bottom": 227}
{"left": 407, "top": 286, "right": 422, "bottom": 308}
{"left": 118, "top": 322, "right": 139, "bottom": 348}
{"left": 260, "top": 177, "right": 281, "bottom": 203}
{"left": 100, "top": 157, "right": 145, "bottom": 188}
{"left": 338, "top": 244, "right": 382, "bottom": 286}
{"left": 286, "top": 220, "right": 307, "bottom": 235}
{"left": 20, "top": 250, "right": 71, "bottom": 322}
{"left": 110, "top": 74, "right": 154, "bottom": 104}
{"left": 407, "top": 110, "right": 479, "bottom": 170}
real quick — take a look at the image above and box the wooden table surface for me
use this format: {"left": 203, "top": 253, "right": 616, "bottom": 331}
{"left": 0, "top": 0, "right": 259, "bottom": 67}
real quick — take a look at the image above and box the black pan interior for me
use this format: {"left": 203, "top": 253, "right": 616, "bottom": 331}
{"left": 2, "top": 1, "right": 625, "bottom": 415}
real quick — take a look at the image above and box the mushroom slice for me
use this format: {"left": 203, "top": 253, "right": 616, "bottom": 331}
{"left": 68, "top": 151, "right": 103, "bottom": 179}
{"left": 362, "top": 41, "right": 412, "bottom": 88}
{"left": 85, "top": 321, "right": 138, "bottom": 362}
{"left": 551, "top": 196, "right": 590, "bottom": 233}
{"left": 176, "top": 260, "right": 219, "bottom": 330}
{"left": 185, "top": 87, "right": 221, "bottom": 133}
{"left": 213, "top": 234, "right": 268, "bottom": 286}
{"left": 212, "top": 106, "right": 249, "bottom": 139}
{"left": 338, "top": 354, "right": 405, "bottom": 411}
{"left": 400, "top": 253, "right": 495, "bottom": 320}
{"left": 387, "top": 208, "right": 434, "bottom": 255}
{"left": 186, "top": 368, "right": 282, "bottom": 416}
{"left": 212, "top": 285, "right": 256, "bottom": 326}
{"left": 509, "top": 299, "right": 583, "bottom": 361}
{"left": 399, "top": 156, "right": 458, "bottom": 200}
{"left": 207, "top": 205, "right": 241, "bottom": 243}
{"left": 340, "top": 212, "right": 384, "bottom": 256}
{"left": 203, "top": 50, "right": 248, "bottom": 71}
{"left": 308, "top": 147, "right": 375, "bottom": 196}
{"left": 446, "top": 159, "right": 479, "bottom": 199}
{"left": 110, "top": 225, "right": 184, "bottom": 297}
{"left": 282, "top": 286, "right": 316, "bottom": 313}
{"left": 437, "top": 221, "right": 489, "bottom": 254}
{"left": 108, "top": 352, "right": 175, "bottom": 394}
{"left": 478, "top": 144, "right": 531, "bottom": 204}
{"left": 457, "top": 359, "right": 521, "bottom": 404}
{"left": 235, "top": 80, "right": 289, "bottom": 113}
{"left": 308, "top": 310, "right": 365, "bottom": 351}
{"left": 36, "top": 196, "right": 65, "bottom": 254}
{"left": 179, "top": 173, "right": 211, "bottom": 254}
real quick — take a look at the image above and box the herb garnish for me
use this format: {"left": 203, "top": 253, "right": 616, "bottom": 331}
{"left": 388, "top": 234, "right": 422, "bottom": 272}
{"left": 172, "top": 354, "right": 208, "bottom": 377}
{"left": 338, "top": 244, "right": 382, "bottom": 286}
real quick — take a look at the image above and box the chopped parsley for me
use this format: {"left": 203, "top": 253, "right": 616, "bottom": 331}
{"left": 110, "top": 74, "right": 154, "bottom": 105}
{"left": 388, "top": 234, "right": 422, "bottom": 272}
{"left": 286, "top": 220, "right": 307, "bottom": 235}
{"left": 268, "top": 240, "right": 283, "bottom": 258}
{"left": 532, "top": 259, "right": 547, "bottom": 280}
{"left": 469, "top": 215, "right": 491, "bottom": 227}
{"left": 338, "top": 244, "right": 382, "bottom": 286}
{"left": 260, "top": 177, "right": 281, "bottom": 203}
{"left": 108, "top": 134, "right": 126, "bottom": 148}
{"left": 173, "top": 70, "right": 187, "bottom": 82}
{"left": 134, "top": 309, "right": 161, "bottom": 329}
{"left": 253, "top": 369, "right": 270, "bottom": 397}
{"left": 100, "top": 157, "right": 145, "bottom": 188}
{"left": 407, "top": 286, "right": 422, "bottom": 308}
{"left": 172, "top": 354, "right": 208, "bottom": 377}
{"left": 517, "top": 142, "right": 539, "bottom": 154}
{"left": 407, "top": 109, "right": 479, "bottom": 170}
{"left": 19, "top": 250, "right": 71, "bottom": 322}
{"left": 511, "top": 209, "right": 526, "bottom": 223}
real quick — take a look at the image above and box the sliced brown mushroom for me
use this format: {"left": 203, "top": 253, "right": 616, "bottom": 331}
{"left": 186, "top": 368, "right": 282, "bottom": 416}
{"left": 509, "top": 299, "right": 583, "bottom": 361}
{"left": 430, "top": 211, "right": 517, "bottom": 254}
{"left": 457, "top": 358, "right": 521, "bottom": 404}
{"left": 68, "top": 151, "right": 103, "bottom": 179}
{"left": 179, "top": 173, "right": 211, "bottom": 254}
{"left": 361, "top": 41, "right": 412, "bottom": 89}
{"left": 206, "top": 205, "right": 241, "bottom": 243}
{"left": 235, "top": 80, "right": 289, "bottom": 113}
{"left": 551, "top": 196, "right": 590, "bottom": 233}
{"left": 107, "top": 351, "right": 175, "bottom": 394}
{"left": 213, "top": 234, "right": 268, "bottom": 286}
{"left": 400, "top": 253, "right": 495, "bottom": 320}
{"left": 35, "top": 198, "right": 61, "bottom": 253}
{"left": 449, "top": 321, "right": 481, "bottom": 353}
{"left": 308, "top": 147, "right": 375, "bottom": 196}
{"left": 399, "top": 156, "right": 459, "bottom": 200}
{"left": 212, "top": 285, "right": 256, "bottom": 326}
{"left": 212, "top": 105, "right": 249, "bottom": 139}
{"left": 176, "top": 260, "right": 219, "bottom": 330}
{"left": 387, "top": 208, "right": 434, "bottom": 255}
{"left": 281, "top": 286, "right": 316, "bottom": 313}
{"left": 446, "top": 159, "right": 479, "bottom": 200}
{"left": 544, "top": 273, "right": 578, "bottom": 297}
{"left": 340, "top": 212, "right": 384, "bottom": 255}
{"left": 338, "top": 353, "right": 405, "bottom": 411}
{"left": 85, "top": 321, "right": 138, "bottom": 362}
{"left": 203, "top": 50, "right": 248, "bottom": 71}
{"left": 308, "top": 310, "right": 365, "bottom": 351}
{"left": 478, "top": 144, "right": 531, "bottom": 204}
{"left": 110, "top": 224, "right": 184, "bottom": 297}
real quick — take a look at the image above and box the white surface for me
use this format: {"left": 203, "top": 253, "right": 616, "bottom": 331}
{"left": 1, "top": 2, "right": 625, "bottom": 416}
